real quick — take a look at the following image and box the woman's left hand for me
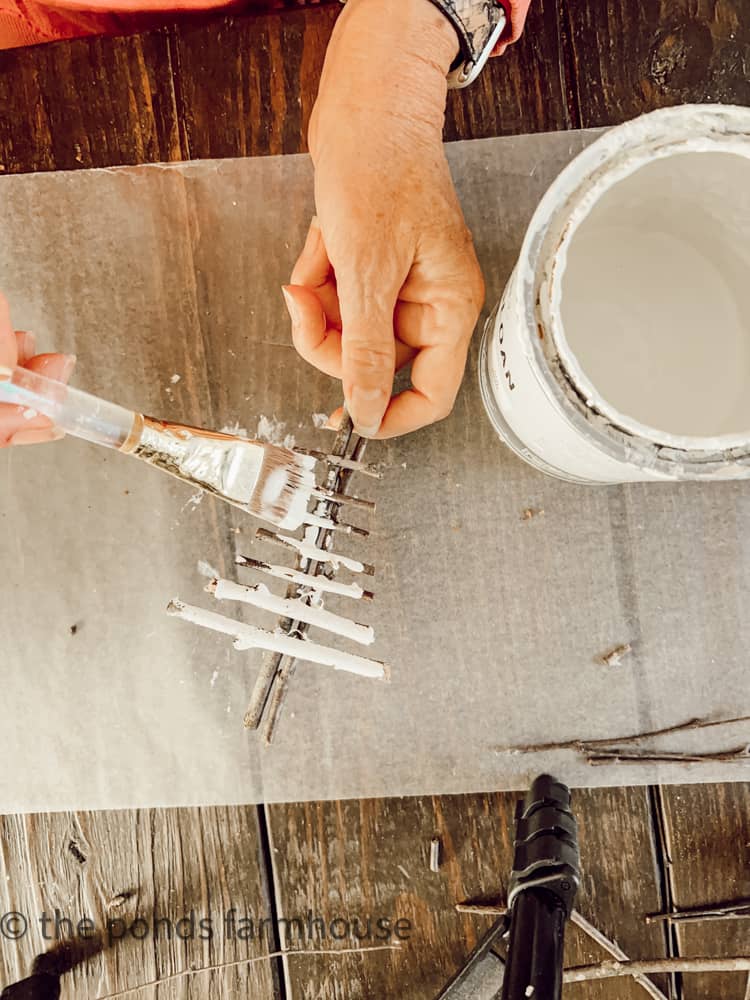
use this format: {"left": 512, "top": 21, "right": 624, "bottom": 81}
{"left": 0, "top": 293, "right": 76, "bottom": 448}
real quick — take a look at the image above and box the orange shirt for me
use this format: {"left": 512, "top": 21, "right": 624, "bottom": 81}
{"left": 1, "top": 0, "right": 530, "bottom": 55}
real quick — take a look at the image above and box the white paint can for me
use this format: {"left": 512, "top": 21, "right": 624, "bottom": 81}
{"left": 479, "top": 105, "right": 750, "bottom": 483}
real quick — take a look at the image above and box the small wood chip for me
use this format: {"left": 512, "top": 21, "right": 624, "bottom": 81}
{"left": 430, "top": 837, "right": 441, "bottom": 872}
{"left": 521, "top": 508, "right": 545, "bottom": 521}
{"left": 597, "top": 643, "right": 632, "bottom": 667}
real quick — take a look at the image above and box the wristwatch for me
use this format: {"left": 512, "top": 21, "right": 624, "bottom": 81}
{"left": 437, "top": 1, "right": 508, "bottom": 89}
{"left": 337, "top": 1, "right": 508, "bottom": 90}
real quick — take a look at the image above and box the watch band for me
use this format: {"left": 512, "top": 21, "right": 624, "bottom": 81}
{"left": 337, "top": 1, "right": 507, "bottom": 89}
{"left": 431, "top": 1, "right": 506, "bottom": 76}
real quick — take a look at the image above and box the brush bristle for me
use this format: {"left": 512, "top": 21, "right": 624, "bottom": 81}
{"left": 248, "top": 445, "right": 316, "bottom": 530}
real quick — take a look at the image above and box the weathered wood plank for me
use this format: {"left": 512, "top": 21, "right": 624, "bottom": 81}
{"left": 563, "top": 0, "right": 750, "bottom": 128}
{"left": 0, "top": 30, "right": 183, "bottom": 173}
{"left": 662, "top": 783, "right": 750, "bottom": 1000}
{"left": 267, "top": 787, "right": 667, "bottom": 1000}
{"left": 0, "top": 806, "right": 279, "bottom": 997}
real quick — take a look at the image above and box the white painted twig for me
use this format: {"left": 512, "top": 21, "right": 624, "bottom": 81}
{"left": 235, "top": 556, "right": 368, "bottom": 600}
{"left": 167, "top": 600, "right": 387, "bottom": 679}
{"left": 207, "top": 578, "right": 374, "bottom": 646}
{"left": 564, "top": 957, "right": 750, "bottom": 983}
{"left": 273, "top": 532, "right": 370, "bottom": 574}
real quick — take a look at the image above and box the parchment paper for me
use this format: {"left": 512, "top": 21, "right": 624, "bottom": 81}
{"left": 1, "top": 131, "right": 748, "bottom": 813}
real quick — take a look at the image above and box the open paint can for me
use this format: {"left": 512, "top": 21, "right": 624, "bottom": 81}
{"left": 479, "top": 104, "right": 750, "bottom": 483}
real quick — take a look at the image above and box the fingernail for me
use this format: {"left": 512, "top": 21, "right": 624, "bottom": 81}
{"left": 281, "top": 287, "right": 300, "bottom": 326}
{"left": 350, "top": 387, "right": 386, "bottom": 437}
{"left": 324, "top": 412, "right": 343, "bottom": 431}
{"left": 60, "top": 354, "right": 77, "bottom": 381}
{"left": 16, "top": 331, "right": 36, "bottom": 360}
{"left": 10, "top": 427, "right": 65, "bottom": 447}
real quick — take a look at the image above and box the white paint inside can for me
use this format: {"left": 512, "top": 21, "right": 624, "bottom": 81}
{"left": 479, "top": 105, "right": 750, "bottom": 483}
{"left": 559, "top": 151, "right": 750, "bottom": 438}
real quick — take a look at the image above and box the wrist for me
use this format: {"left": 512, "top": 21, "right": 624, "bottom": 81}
{"left": 311, "top": 0, "right": 458, "bottom": 153}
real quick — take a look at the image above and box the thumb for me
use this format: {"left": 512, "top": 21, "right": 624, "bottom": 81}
{"left": 339, "top": 285, "right": 396, "bottom": 437}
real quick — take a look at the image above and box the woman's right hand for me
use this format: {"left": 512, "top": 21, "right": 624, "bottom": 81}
{"left": 0, "top": 293, "right": 76, "bottom": 448}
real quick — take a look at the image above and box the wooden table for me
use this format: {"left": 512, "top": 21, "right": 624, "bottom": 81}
{"left": 1, "top": 2, "right": 749, "bottom": 997}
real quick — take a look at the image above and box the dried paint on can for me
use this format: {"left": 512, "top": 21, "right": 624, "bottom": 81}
{"left": 479, "top": 105, "right": 750, "bottom": 483}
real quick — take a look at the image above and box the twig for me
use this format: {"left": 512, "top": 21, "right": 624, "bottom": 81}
{"left": 570, "top": 911, "right": 669, "bottom": 1000}
{"left": 261, "top": 431, "right": 370, "bottom": 744}
{"left": 454, "top": 904, "right": 668, "bottom": 1000}
{"left": 564, "top": 957, "right": 750, "bottom": 983}
{"left": 243, "top": 415, "right": 358, "bottom": 733}
{"left": 647, "top": 899, "right": 750, "bottom": 923}
{"left": 95, "top": 943, "right": 400, "bottom": 999}
{"left": 588, "top": 745, "right": 750, "bottom": 766}
{"left": 495, "top": 715, "right": 750, "bottom": 755}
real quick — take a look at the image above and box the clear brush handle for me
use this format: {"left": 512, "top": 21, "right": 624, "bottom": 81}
{"left": 0, "top": 365, "right": 140, "bottom": 449}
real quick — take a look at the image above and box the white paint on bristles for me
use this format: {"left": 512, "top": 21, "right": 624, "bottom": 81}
{"left": 482, "top": 105, "right": 750, "bottom": 483}
{"left": 167, "top": 600, "right": 385, "bottom": 679}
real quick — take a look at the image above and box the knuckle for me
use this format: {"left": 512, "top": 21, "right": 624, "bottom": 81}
{"left": 344, "top": 340, "right": 394, "bottom": 376}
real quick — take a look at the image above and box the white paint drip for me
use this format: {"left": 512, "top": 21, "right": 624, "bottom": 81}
{"left": 198, "top": 560, "right": 221, "bottom": 579}
{"left": 311, "top": 412, "right": 329, "bottom": 429}
{"left": 256, "top": 414, "right": 295, "bottom": 449}
{"left": 276, "top": 532, "right": 366, "bottom": 573}
{"left": 167, "top": 600, "right": 386, "bottom": 679}
{"left": 220, "top": 421, "right": 249, "bottom": 439}
{"left": 209, "top": 578, "right": 374, "bottom": 645}
{"left": 170, "top": 373, "right": 181, "bottom": 384}
{"left": 210, "top": 668, "right": 220, "bottom": 687}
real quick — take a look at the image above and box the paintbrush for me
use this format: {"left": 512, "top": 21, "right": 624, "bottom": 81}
{"left": 0, "top": 364, "right": 317, "bottom": 530}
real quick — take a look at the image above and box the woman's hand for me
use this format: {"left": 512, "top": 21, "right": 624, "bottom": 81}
{"left": 284, "top": 0, "right": 485, "bottom": 438}
{"left": 0, "top": 293, "right": 75, "bottom": 447}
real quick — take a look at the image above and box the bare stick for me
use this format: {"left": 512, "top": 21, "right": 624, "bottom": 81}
{"left": 312, "top": 486, "right": 376, "bottom": 511}
{"left": 588, "top": 745, "right": 749, "bottom": 766}
{"left": 95, "top": 943, "right": 400, "bottom": 999}
{"left": 453, "top": 904, "right": 668, "bottom": 1000}
{"left": 564, "top": 957, "right": 750, "bottom": 983}
{"left": 495, "top": 715, "right": 750, "bottom": 755}
{"left": 647, "top": 900, "right": 750, "bottom": 924}
{"left": 570, "top": 911, "right": 669, "bottom": 1000}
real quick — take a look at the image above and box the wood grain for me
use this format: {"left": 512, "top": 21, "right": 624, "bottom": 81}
{"left": 563, "top": 0, "right": 750, "bottom": 128}
{"left": 662, "top": 783, "right": 750, "bottom": 1000}
{"left": 0, "top": 30, "right": 182, "bottom": 173}
{"left": 0, "top": 806, "right": 279, "bottom": 998}
{"left": 267, "top": 787, "right": 668, "bottom": 1000}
